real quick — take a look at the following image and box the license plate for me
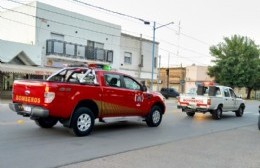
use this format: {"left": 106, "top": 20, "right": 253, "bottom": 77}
{"left": 23, "top": 105, "right": 32, "bottom": 112}
{"left": 188, "top": 104, "right": 196, "bottom": 109}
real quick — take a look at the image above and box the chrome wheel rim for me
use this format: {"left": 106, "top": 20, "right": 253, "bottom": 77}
{"left": 152, "top": 110, "right": 161, "bottom": 124}
{"left": 77, "top": 114, "right": 91, "bottom": 132}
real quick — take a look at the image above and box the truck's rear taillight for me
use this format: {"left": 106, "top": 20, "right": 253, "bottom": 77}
{"left": 44, "top": 92, "right": 55, "bottom": 103}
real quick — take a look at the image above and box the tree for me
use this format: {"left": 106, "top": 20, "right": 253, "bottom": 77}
{"left": 208, "top": 35, "right": 260, "bottom": 99}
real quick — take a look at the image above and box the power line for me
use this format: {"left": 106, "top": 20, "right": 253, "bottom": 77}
{"left": 6, "top": 0, "right": 213, "bottom": 59}
{"left": 0, "top": 15, "right": 209, "bottom": 66}
{"left": 0, "top": 15, "right": 150, "bottom": 55}
{"left": 1, "top": 2, "right": 213, "bottom": 65}
{"left": 7, "top": 0, "right": 122, "bottom": 31}
{"left": 70, "top": 0, "right": 212, "bottom": 49}
{"left": 159, "top": 48, "right": 211, "bottom": 66}
{"left": 163, "top": 22, "right": 211, "bottom": 46}
{"left": 6, "top": 0, "right": 153, "bottom": 42}
{"left": 159, "top": 38, "right": 213, "bottom": 58}
{"left": 72, "top": 0, "right": 150, "bottom": 24}
{"left": 0, "top": 5, "right": 120, "bottom": 38}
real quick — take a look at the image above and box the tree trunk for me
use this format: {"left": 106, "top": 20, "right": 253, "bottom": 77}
{"left": 246, "top": 87, "right": 252, "bottom": 99}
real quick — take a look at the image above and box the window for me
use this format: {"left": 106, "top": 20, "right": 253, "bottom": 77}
{"left": 95, "top": 42, "right": 104, "bottom": 49}
{"left": 96, "top": 49, "right": 105, "bottom": 61}
{"left": 229, "top": 89, "right": 236, "bottom": 98}
{"left": 87, "top": 41, "right": 94, "bottom": 48}
{"left": 124, "top": 52, "right": 132, "bottom": 64}
{"left": 224, "top": 89, "right": 230, "bottom": 97}
{"left": 76, "top": 45, "right": 85, "bottom": 58}
{"left": 65, "top": 43, "right": 75, "bottom": 56}
{"left": 104, "top": 74, "right": 121, "bottom": 87}
{"left": 87, "top": 40, "right": 104, "bottom": 49}
{"left": 215, "top": 88, "right": 221, "bottom": 97}
{"left": 106, "top": 50, "right": 113, "bottom": 63}
{"left": 53, "top": 41, "right": 64, "bottom": 54}
{"left": 123, "top": 76, "right": 141, "bottom": 90}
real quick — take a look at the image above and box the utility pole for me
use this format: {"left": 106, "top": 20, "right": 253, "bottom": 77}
{"left": 151, "top": 21, "right": 174, "bottom": 91}
{"left": 167, "top": 53, "right": 170, "bottom": 89}
{"left": 176, "top": 21, "right": 181, "bottom": 66}
{"left": 157, "top": 55, "right": 161, "bottom": 91}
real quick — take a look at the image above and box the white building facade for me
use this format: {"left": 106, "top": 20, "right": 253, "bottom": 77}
{"left": 0, "top": 1, "right": 158, "bottom": 98}
{"left": 120, "top": 33, "right": 158, "bottom": 81}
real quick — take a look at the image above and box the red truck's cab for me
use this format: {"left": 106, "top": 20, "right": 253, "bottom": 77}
{"left": 9, "top": 66, "right": 166, "bottom": 136}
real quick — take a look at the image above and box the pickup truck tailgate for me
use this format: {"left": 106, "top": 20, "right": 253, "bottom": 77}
{"left": 12, "top": 80, "right": 46, "bottom": 105}
{"left": 178, "top": 95, "right": 209, "bottom": 108}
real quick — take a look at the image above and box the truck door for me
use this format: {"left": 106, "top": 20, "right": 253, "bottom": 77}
{"left": 102, "top": 73, "right": 126, "bottom": 117}
{"left": 223, "top": 88, "right": 233, "bottom": 111}
{"left": 121, "top": 75, "right": 147, "bottom": 115}
{"left": 229, "top": 88, "right": 238, "bottom": 110}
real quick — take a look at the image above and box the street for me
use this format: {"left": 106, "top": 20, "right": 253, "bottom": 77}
{"left": 0, "top": 99, "right": 259, "bottom": 168}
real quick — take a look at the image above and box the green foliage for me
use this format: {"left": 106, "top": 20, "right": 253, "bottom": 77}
{"left": 208, "top": 35, "right": 260, "bottom": 98}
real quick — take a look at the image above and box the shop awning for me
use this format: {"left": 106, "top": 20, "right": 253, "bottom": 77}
{"left": 0, "top": 64, "right": 59, "bottom": 75}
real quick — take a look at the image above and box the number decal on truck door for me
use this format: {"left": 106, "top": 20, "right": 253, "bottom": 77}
{"left": 135, "top": 93, "right": 144, "bottom": 102}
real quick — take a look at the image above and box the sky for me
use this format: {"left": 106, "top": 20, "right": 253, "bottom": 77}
{"left": 1, "top": 0, "right": 260, "bottom": 67}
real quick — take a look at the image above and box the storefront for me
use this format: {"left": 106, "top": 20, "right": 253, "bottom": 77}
{"left": 0, "top": 63, "right": 58, "bottom": 99}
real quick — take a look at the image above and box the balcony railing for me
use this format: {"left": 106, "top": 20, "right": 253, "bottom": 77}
{"left": 46, "top": 39, "right": 113, "bottom": 63}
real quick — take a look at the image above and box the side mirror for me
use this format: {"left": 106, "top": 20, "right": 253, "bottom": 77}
{"left": 258, "top": 105, "right": 260, "bottom": 114}
{"left": 141, "top": 85, "right": 147, "bottom": 92}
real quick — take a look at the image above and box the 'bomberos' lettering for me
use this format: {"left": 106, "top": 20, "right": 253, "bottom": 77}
{"left": 15, "top": 95, "right": 41, "bottom": 104}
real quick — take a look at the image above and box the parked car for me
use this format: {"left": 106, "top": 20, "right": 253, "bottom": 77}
{"left": 258, "top": 105, "right": 260, "bottom": 130}
{"left": 160, "top": 88, "right": 179, "bottom": 99}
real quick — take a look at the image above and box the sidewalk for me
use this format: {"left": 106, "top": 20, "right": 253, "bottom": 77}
{"left": 0, "top": 99, "right": 11, "bottom": 104}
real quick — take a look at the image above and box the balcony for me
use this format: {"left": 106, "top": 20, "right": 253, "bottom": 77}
{"left": 46, "top": 39, "right": 113, "bottom": 63}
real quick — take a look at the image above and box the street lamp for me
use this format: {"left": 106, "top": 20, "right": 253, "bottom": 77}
{"left": 151, "top": 21, "right": 174, "bottom": 91}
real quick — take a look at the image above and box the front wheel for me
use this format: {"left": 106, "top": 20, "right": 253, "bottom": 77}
{"left": 235, "top": 106, "right": 244, "bottom": 117}
{"left": 35, "top": 117, "right": 58, "bottom": 128}
{"left": 71, "top": 107, "right": 95, "bottom": 137}
{"left": 146, "top": 106, "right": 162, "bottom": 127}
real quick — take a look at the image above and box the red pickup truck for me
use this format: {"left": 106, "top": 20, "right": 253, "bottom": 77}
{"left": 9, "top": 66, "right": 166, "bottom": 136}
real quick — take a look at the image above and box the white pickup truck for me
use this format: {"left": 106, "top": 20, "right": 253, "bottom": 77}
{"left": 177, "top": 85, "right": 245, "bottom": 120}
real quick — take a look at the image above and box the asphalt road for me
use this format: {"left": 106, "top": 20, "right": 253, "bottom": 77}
{"left": 0, "top": 99, "right": 259, "bottom": 168}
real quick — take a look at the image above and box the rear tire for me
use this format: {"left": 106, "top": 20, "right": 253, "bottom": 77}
{"left": 235, "top": 106, "right": 244, "bottom": 117}
{"left": 212, "top": 107, "right": 222, "bottom": 120}
{"left": 146, "top": 106, "right": 162, "bottom": 127}
{"left": 35, "top": 117, "right": 58, "bottom": 128}
{"left": 186, "top": 112, "right": 195, "bottom": 117}
{"left": 258, "top": 115, "right": 260, "bottom": 130}
{"left": 71, "top": 107, "right": 95, "bottom": 137}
